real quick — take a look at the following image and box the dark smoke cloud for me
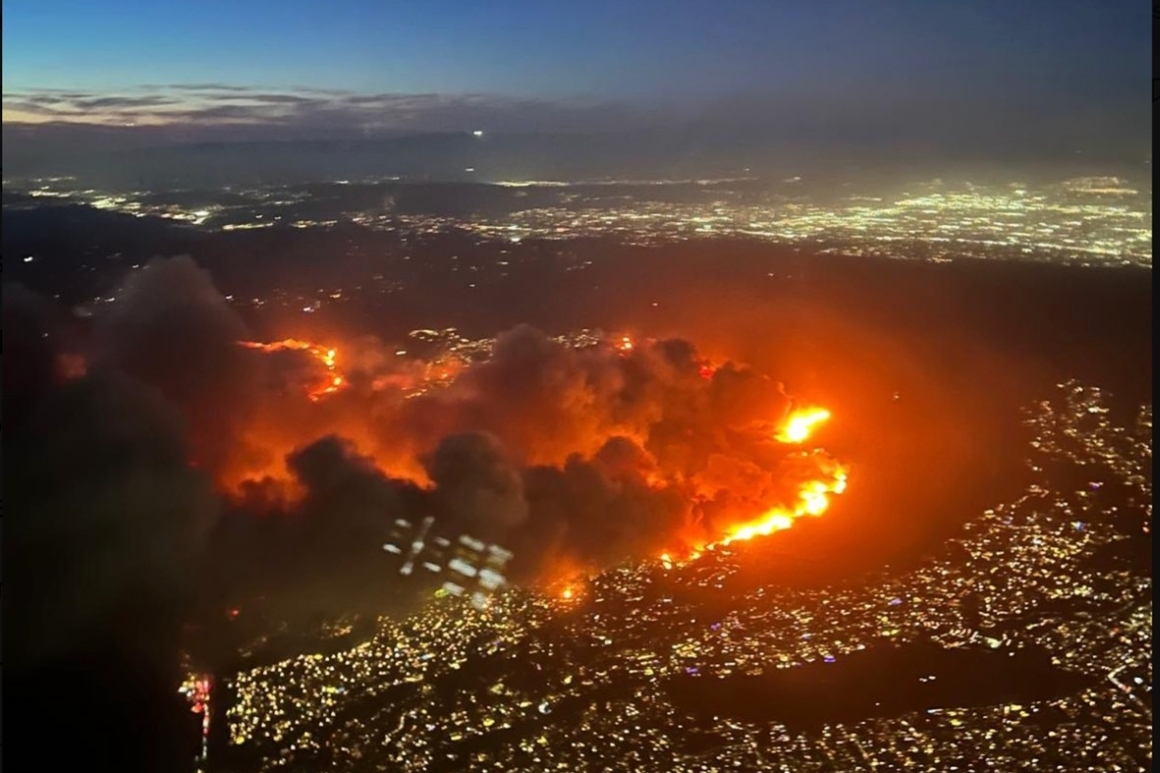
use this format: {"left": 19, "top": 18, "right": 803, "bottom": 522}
{"left": 7, "top": 373, "right": 218, "bottom": 666}
{"left": 425, "top": 432, "right": 530, "bottom": 537}
{"left": 392, "top": 323, "right": 636, "bottom": 464}
{"left": 210, "top": 432, "right": 524, "bottom": 620}
{"left": 78, "top": 263, "right": 811, "bottom": 574}
{"left": 5, "top": 282, "right": 220, "bottom": 771}
{"left": 594, "top": 435, "right": 661, "bottom": 480}
{"left": 389, "top": 324, "right": 788, "bottom": 473}
{"left": 514, "top": 441, "right": 692, "bottom": 579}
{"left": 213, "top": 437, "right": 429, "bottom": 620}
{"left": 216, "top": 322, "right": 805, "bottom": 589}
{"left": 94, "top": 255, "right": 260, "bottom": 473}
{"left": 7, "top": 257, "right": 837, "bottom": 682}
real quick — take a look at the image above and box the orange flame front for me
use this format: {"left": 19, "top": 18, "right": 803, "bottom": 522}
{"left": 662, "top": 407, "right": 848, "bottom": 565}
{"left": 723, "top": 407, "right": 846, "bottom": 543}
{"left": 238, "top": 339, "right": 347, "bottom": 401}
{"left": 719, "top": 464, "right": 847, "bottom": 545}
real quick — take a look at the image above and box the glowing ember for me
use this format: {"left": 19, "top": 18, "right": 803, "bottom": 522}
{"left": 55, "top": 353, "right": 88, "bottom": 381}
{"left": 777, "top": 407, "right": 832, "bottom": 444}
{"left": 238, "top": 339, "right": 348, "bottom": 401}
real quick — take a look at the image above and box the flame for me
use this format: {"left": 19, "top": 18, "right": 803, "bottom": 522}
{"left": 719, "top": 464, "right": 848, "bottom": 545}
{"left": 238, "top": 339, "right": 348, "bottom": 401}
{"left": 776, "top": 407, "right": 832, "bottom": 444}
{"left": 229, "top": 335, "right": 849, "bottom": 569}
{"left": 661, "top": 408, "right": 848, "bottom": 562}
{"left": 724, "top": 406, "right": 844, "bottom": 544}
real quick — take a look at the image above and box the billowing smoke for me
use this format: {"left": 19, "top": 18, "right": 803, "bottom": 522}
{"left": 7, "top": 257, "right": 845, "bottom": 670}
{"left": 516, "top": 440, "right": 694, "bottom": 579}
{"left": 5, "top": 279, "right": 221, "bottom": 771}
{"left": 93, "top": 255, "right": 262, "bottom": 474}
{"left": 425, "top": 432, "right": 530, "bottom": 537}
{"left": 209, "top": 436, "right": 429, "bottom": 622}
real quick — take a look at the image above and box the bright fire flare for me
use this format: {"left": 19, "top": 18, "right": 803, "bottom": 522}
{"left": 238, "top": 339, "right": 348, "bottom": 401}
{"left": 776, "top": 407, "right": 832, "bottom": 444}
{"left": 660, "top": 407, "right": 848, "bottom": 567}
{"left": 720, "top": 464, "right": 848, "bottom": 545}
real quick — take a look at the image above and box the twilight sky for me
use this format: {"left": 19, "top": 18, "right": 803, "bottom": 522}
{"left": 1, "top": 0, "right": 1151, "bottom": 150}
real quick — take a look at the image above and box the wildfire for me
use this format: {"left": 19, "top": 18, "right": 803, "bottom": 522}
{"left": 723, "top": 407, "right": 845, "bottom": 543}
{"left": 548, "top": 581, "right": 584, "bottom": 605}
{"left": 238, "top": 339, "right": 347, "bottom": 401}
{"left": 720, "top": 463, "right": 848, "bottom": 545}
{"left": 231, "top": 332, "right": 848, "bottom": 576}
{"left": 777, "top": 407, "right": 832, "bottom": 444}
{"left": 660, "top": 406, "right": 848, "bottom": 566}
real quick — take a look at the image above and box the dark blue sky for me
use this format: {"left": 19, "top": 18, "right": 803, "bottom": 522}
{"left": 4, "top": 1, "right": 1148, "bottom": 96}
{"left": 1, "top": 0, "right": 1151, "bottom": 149}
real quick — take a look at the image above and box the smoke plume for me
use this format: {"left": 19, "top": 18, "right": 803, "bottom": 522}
{"left": 5, "top": 280, "right": 220, "bottom": 771}
{"left": 7, "top": 256, "right": 846, "bottom": 660}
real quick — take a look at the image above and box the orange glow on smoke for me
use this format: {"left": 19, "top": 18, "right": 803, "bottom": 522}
{"left": 238, "top": 339, "right": 348, "bottom": 401}
{"left": 54, "top": 353, "right": 88, "bottom": 382}
{"left": 661, "top": 407, "right": 848, "bottom": 564}
{"left": 776, "top": 407, "right": 832, "bottom": 444}
{"left": 719, "top": 463, "right": 848, "bottom": 545}
{"left": 227, "top": 332, "right": 848, "bottom": 572}
{"left": 720, "top": 408, "right": 844, "bottom": 544}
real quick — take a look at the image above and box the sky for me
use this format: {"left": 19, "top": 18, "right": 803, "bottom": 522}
{"left": 0, "top": 0, "right": 1151, "bottom": 151}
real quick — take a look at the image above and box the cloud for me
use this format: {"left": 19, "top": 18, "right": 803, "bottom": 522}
{"left": 151, "top": 83, "right": 263, "bottom": 92}
{"left": 1, "top": 85, "right": 647, "bottom": 136}
{"left": 75, "top": 95, "right": 181, "bottom": 109}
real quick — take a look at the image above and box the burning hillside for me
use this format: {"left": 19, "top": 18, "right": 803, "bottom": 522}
{"left": 237, "top": 339, "right": 346, "bottom": 401}
{"left": 9, "top": 256, "right": 852, "bottom": 618}
{"left": 231, "top": 329, "right": 849, "bottom": 557}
